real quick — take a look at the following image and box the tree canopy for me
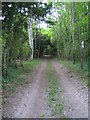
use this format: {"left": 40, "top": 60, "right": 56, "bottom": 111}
{"left": 1, "top": 2, "right": 88, "bottom": 76}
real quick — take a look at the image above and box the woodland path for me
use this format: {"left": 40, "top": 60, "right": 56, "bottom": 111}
{"left": 3, "top": 59, "right": 88, "bottom": 118}
{"left": 51, "top": 60, "right": 88, "bottom": 118}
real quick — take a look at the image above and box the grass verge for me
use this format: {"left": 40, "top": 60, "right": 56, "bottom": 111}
{"left": 2, "top": 59, "right": 40, "bottom": 99}
{"left": 46, "top": 60, "right": 66, "bottom": 118}
{"left": 56, "top": 58, "right": 88, "bottom": 84}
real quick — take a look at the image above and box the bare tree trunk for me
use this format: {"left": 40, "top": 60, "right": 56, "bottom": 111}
{"left": 56, "top": 33, "right": 58, "bottom": 56}
{"left": 3, "top": 48, "right": 7, "bottom": 75}
{"left": 72, "top": 2, "right": 75, "bottom": 64}
{"left": 68, "top": 3, "right": 73, "bottom": 60}
{"left": 62, "top": 15, "right": 68, "bottom": 40}
{"left": 74, "top": 2, "right": 83, "bottom": 68}
{"left": 28, "top": 17, "right": 33, "bottom": 60}
{"left": 56, "top": 22, "right": 60, "bottom": 58}
{"left": 72, "top": 32, "right": 75, "bottom": 64}
{"left": 68, "top": 3, "right": 72, "bottom": 32}
{"left": 38, "top": 22, "right": 41, "bottom": 58}
{"left": 34, "top": 19, "right": 37, "bottom": 58}
{"left": 59, "top": 20, "right": 64, "bottom": 58}
{"left": 58, "top": 32, "right": 60, "bottom": 57}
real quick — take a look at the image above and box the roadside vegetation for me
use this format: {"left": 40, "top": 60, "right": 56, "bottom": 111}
{"left": 56, "top": 58, "right": 88, "bottom": 84}
{"left": 46, "top": 60, "right": 66, "bottom": 118}
{"left": 2, "top": 59, "right": 40, "bottom": 99}
{"left": 2, "top": 2, "right": 88, "bottom": 93}
{"left": 1, "top": 2, "right": 88, "bottom": 118}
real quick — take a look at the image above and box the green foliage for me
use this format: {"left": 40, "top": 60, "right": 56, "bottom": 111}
{"left": 44, "top": 2, "right": 88, "bottom": 68}
{"left": 2, "top": 59, "right": 40, "bottom": 97}
{"left": 2, "top": 2, "right": 52, "bottom": 75}
{"left": 2, "top": 2, "right": 88, "bottom": 95}
{"left": 56, "top": 58, "right": 88, "bottom": 84}
{"left": 40, "top": 114, "right": 45, "bottom": 118}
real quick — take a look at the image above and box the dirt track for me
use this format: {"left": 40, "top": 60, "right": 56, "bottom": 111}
{"left": 3, "top": 59, "right": 88, "bottom": 118}
{"left": 52, "top": 60, "right": 88, "bottom": 118}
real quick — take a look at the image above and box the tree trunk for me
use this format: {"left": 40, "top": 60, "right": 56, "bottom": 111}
{"left": 38, "top": 22, "right": 41, "bottom": 58}
{"left": 72, "top": 32, "right": 75, "bottom": 64}
{"left": 68, "top": 3, "right": 73, "bottom": 60}
{"left": 72, "top": 2, "right": 75, "bottom": 64}
{"left": 56, "top": 33, "right": 58, "bottom": 56}
{"left": 34, "top": 20, "right": 37, "bottom": 58}
{"left": 74, "top": 2, "right": 83, "bottom": 68}
{"left": 28, "top": 17, "right": 33, "bottom": 60}
{"left": 3, "top": 48, "right": 7, "bottom": 75}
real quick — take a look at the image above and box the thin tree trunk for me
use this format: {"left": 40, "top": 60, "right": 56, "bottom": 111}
{"left": 74, "top": 2, "right": 83, "bottom": 68}
{"left": 72, "top": 2, "right": 75, "bottom": 64}
{"left": 37, "top": 22, "right": 41, "bottom": 58}
{"left": 57, "top": 22, "right": 60, "bottom": 57}
{"left": 72, "top": 32, "right": 75, "bottom": 64}
{"left": 3, "top": 48, "right": 7, "bottom": 75}
{"left": 28, "top": 17, "right": 33, "bottom": 60}
{"left": 62, "top": 15, "right": 68, "bottom": 40}
{"left": 58, "top": 32, "right": 60, "bottom": 57}
{"left": 68, "top": 3, "right": 73, "bottom": 60}
{"left": 34, "top": 20, "right": 37, "bottom": 58}
{"left": 68, "top": 3, "right": 72, "bottom": 32}
{"left": 59, "top": 19, "right": 64, "bottom": 58}
{"left": 55, "top": 28, "right": 58, "bottom": 56}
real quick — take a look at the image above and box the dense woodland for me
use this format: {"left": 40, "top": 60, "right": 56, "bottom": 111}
{"left": 2, "top": 2, "right": 88, "bottom": 83}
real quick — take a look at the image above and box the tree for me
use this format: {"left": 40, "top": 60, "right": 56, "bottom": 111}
{"left": 74, "top": 2, "right": 83, "bottom": 68}
{"left": 2, "top": 2, "right": 52, "bottom": 75}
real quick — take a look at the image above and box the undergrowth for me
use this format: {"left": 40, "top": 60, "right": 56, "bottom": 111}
{"left": 56, "top": 58, "right": 88, "bottom": 85}
{"left": 2, "top": 59, "right": 40, "bottom": 98}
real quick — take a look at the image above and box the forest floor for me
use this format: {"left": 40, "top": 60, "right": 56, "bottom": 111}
{"left": 2, "top": 59, "right": 88, "bottom": 118}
